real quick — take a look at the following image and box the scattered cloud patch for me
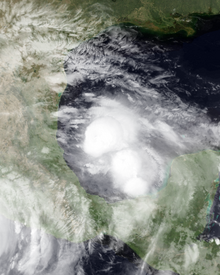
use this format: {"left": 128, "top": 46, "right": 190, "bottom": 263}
{"left": 41, "top": 147, "right": 50, "bottom": 154}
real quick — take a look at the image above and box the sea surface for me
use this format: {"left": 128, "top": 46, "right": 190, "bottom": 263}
{"left": 58, "top": 25, "right": 220, "bottom": 202}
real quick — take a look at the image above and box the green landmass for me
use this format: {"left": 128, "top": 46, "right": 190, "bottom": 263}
{"left": 111, "top": 150, "right": 220, "bottom": 274}
{"left": 21, "top": 0, "right": 220, "bottom": 40}
{"left": 63, "top": 0, "right": 220, "bottom": 37}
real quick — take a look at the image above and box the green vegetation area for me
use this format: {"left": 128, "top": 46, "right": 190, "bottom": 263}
{"left": 52, "top": 0, "right": 220, "bottom": 37}
{"left": 116, "top": 150, "right": 220, "bottom": 274}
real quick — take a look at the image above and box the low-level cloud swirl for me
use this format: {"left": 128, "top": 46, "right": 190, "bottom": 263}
{"left": 57, "top": 25, "right": 220, "bottom": 202}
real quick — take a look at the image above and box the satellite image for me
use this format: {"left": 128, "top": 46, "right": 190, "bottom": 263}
{"left": 1, "top": 0, "right": 220, "bottom": 274}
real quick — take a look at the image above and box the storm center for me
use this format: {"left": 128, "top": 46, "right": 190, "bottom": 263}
{"left": 83, "top": 116, "right": 124, "bottom": 158}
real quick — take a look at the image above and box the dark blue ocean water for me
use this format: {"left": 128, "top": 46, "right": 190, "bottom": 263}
{"left": 58, "top": 25, "right": 220, "bottom": 201}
